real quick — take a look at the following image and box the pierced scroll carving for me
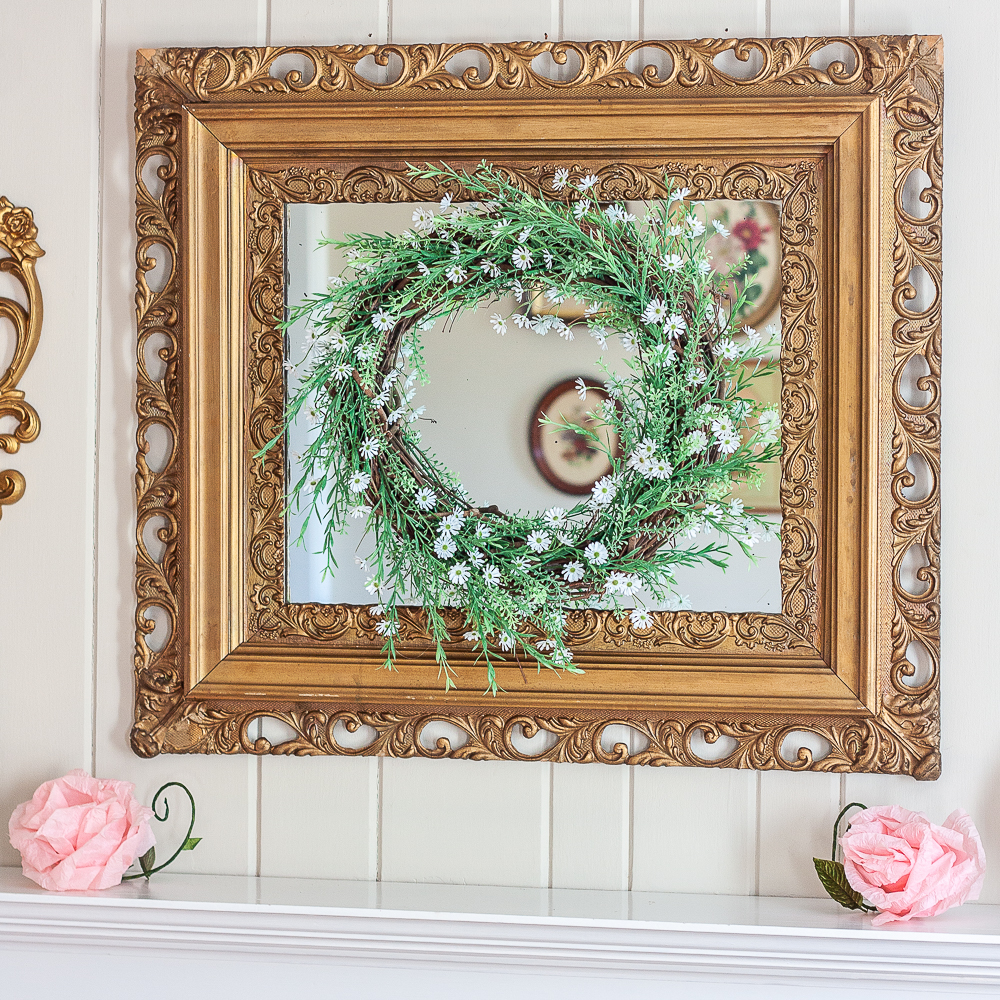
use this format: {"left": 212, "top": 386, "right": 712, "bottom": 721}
{"left": 0, "top": 197, "right": 44, "bottom": 520}
{"left": 133, "top": 36, "right": 942, "bottom": 778}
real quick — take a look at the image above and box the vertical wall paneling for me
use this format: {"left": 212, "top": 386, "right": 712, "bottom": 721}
{"left": 390, "top": 0, "right": 554, "bottom": 45}
{"left": 0, "top": 0, "right": 101, "bottom": 866}
{"left": 632, "top": 767, "right": 757, "bottom": 894}
{"left": 93, "top": 0, "right": 264, "bottom": 877}
{"left": 642, "top": 0, "right": 760, "bottom": 39}
{"left": 757, "top": 771, "right": 840, "bottom": 896}
{"left": 562, "top": 0, "right": 634, "bottom": 40}
{"left": 769, "top": 0, "right": 845, "bottom": 36}
{"left": 269, "top": 0, "right": 381, "bottom": 45}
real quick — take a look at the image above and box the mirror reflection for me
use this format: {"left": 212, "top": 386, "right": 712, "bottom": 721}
{"left": 284, "top": 199, "right": 782, "bottom": 612}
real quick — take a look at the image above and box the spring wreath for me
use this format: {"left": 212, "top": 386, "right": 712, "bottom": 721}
{"left": 273, "top": 163, "right": 781, "bottom": 691}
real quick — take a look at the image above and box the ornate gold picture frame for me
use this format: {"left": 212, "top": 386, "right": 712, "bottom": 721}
{"left": 133, "top": 37, "right": 942, "bottom": 777}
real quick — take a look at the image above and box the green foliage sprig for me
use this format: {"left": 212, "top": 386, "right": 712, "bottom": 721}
{"left": 268, "top": 163, "right": 781, "bottom": 692}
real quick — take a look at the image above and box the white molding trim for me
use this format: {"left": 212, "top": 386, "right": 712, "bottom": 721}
{"left": 1, "top": 869, "right": 1000, "bottom": 990}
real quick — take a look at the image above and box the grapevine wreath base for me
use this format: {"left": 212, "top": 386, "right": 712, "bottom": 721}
{"left": 275, "top": 164, "right": 780, "bottom": 691}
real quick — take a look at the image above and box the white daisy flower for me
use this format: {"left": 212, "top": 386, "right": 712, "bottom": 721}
{"left": 536, "top": 638, "right": 556, "bottom": 652}
{"left": 697, "top": 257, "right": 712, "bottom": 275}
{"left": 439, "top": 514, "right": 465, "bottom": 536}
{"left": 513, "top": 555, "right": 532, "bottom": 572}
{"left": 561, "top": 560, "right": 585, "bottom": 583}
{"left": 375, "top": 619, "right": 399, "bottom": 636}
{"left": 604, "top": 204, "right": 636, "bottom": 225}
{"left": 604, "top": 571, "right": 627, "bottom": 595}
{"left": 416, "top": 317, "right": 436, "bottom": 333}
{"left": 494, "top": 218, "right": 510, "bottom": 232}
{"left": 630, "top": 608, "right": 655, "bottom": 630}
{"left": 371, "top": 309, "right": 395, "bottom": 334}
{"left": 631, "top": 455, "right": 655, "bottom": 477}
{"left": 620, "top": 332, "right": 637, "bottom": 352}
{"left": 490, "top": 313, "right": 507, "bottom": 335}
{"left": 552, "top": 167, "right": 570, "bottom": 190}
{"left": 511, "top": 246, "right": 532, "bottom": 270}
{"left": 577, "top": 174, "right": 599, "bottom": 192}
{"left": 650, "top": 457, "right": 673, "bottom": 479}
{"left": 371, "top": 390, "right": 391, "bottom": 409}
{"left": 584, "top": 541, "right": 609, "bottom": 564}
{"left": 668, "top": 187, "right": 691, "bottom": 203}
{"left": 685, "top": 214, "right": 707, "bottom": 237}
{"left": 326, "top": 331, "right": 348, "bottom": 352}
{"left": 730, "top": 498, "right": 745, "bottom": 516}
{"left": 526, "top": 530, "right": 552, "bottom": 553}
{"left": 573, "top": 199, "right": 592, "bottom": 220}
{"left": 450, "top": 241, "right": 462, "bottom": 258}
{"left": 433, "top": 536, "right": 458, "bottom": 559}
{"left": 589, "top": 325, "right": 609, "bottom": 349}
{"left": 474, "top": 523, "right": 492, "bottom": 539}
{"left": 354, "top": 342, "right": 377, "bottom": 362}
{"left": 412, "top": 207, "right": 435, "bottom": 233}
{"left": 633, "top": 438, "right": 657, "bottom": 459}
{"left": 642, "top": 297, "right": 669, "bottom": 325}
{"left": 349, "top": 504, "right": 372, "bottom": 519}
{"left": 758, "top": 408, "right": 780, "bottom": 441}
{"left": 542, "top": 248, "right": 554, "bottom": 268}
{"left": 712, "top": 219, "right": 730, "bottom": 237}
{"left": 661, "top": 253, "right": 683, "bottom": 272}
{"left": 348, "top": 471, "right": 371, "bottom": 493}
{"left": 480, "top": 258, "right": 501, "bottom": 278}
{"left": 651, "top": 343, "right": 677, "bottom": 366}
{"left": 512, "top": 312, "right": 532, "bottom": 329}
{"left": 467, "top": 549, "right": 485, "bottom": 568}
{"left": 387, "top": 407, "right": 405, "bottom": 426}
{"left": 414, "top": 486, "right": 437, "bottom": 511}
{"left": 518, "top": 226, "right": 533, "bottom": 243}
{"left": 445, "top": 263, "right": 467, "bottom": 284}
{"left": 685, "top": 429, "right": 708, "bottom": 453}
{"left": 463, "top": 630, "right": 479, "bottom": 643}
{"left": 716, "top": 427, "right": 741, "bottom": 454}
{"left": 743, "top": 325, "right": 761, "bottom": 347}
{"left": 545, "top": 287, "right": 567, "bottom": 304}
{"left": 304, "top": 406, "right": 322, "bottom": 426}
{"left": 558, "top": 325, "right": 574, "bottom": 342}
{"left": 482, "top": 565, "right": 501, "bottom": 587}
{"left": 618, "top": 574, "right": 642, "bottom": 597}
{"left": 359, "top": 437, "right": 380, "bottom": 460}
{"left": 370, "top": 603, "right": 385, "bottom": 616}
{"left": 589, "top": 475, "right": 618, "bottom": 507}
{"left": 543, "top": 507, "right": 567, "bottom": 528}
{"left": 327, "top": 275, "right": 346, "bottom": 289}
{"left": 363, "top": 575, "right": 382, "bottom": 596}
{"left": 552, "top": 647, "right": 574, "bottom": 665}
{"left": 447, "top": 562, "right": 471, "bottom": 586}
{"left": 686, "top": 367, "right": 707, "bottom": 387}
{"left": 574, "top": 377, "right": 588, "bottom": 400}
{"left": 510, "top": 278, "right": 525, "bottom": 302}
{"left": 663, "top": 314, "right": 687, "bottom": 336}
{"left": 497, "top": 633, "right": 517, "bottom": 652}
{"left": 664, "top": 594, "right": 692, "bottom": 612}
{"left": 715, "top": 338, "right": 743, "bottom": 361}
{"left": 440, "top": 192, "right": 454, "bottom": 211}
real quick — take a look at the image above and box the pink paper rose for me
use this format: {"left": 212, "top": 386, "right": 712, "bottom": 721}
{"left": 9, "top": 770, "right": 155, "bottom": 891}
{"left": 840, "top": 805, "right": 986, "bottom": 926}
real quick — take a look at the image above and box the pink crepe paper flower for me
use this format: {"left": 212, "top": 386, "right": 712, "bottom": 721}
{"left": 840, "top": 805, "right": 986, "bottom": 926}
{"left": 9, "top": 770, "right": 155, "bottom": 891}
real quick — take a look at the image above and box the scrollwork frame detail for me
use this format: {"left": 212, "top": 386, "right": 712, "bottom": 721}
{"left": 133, "top": 37, "right": 942, "bottom": 777}
{"left": 0, "top": 197, "right": 44, "bottom": 519}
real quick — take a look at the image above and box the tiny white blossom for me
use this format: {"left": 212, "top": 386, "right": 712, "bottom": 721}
{"left": 663, "top": 314, "right": 686, "bottom": 337}
{"left": 463, "top": 630, "right": 479, "bottom": 643}
{"left": 604, "top": 571, "right": 626, "bottom": 595}
{"left": 588, "top": 324, "right": 609, "bottom": 349}
{"left": 660, "top": 253, "right": 683, "bottom": 272}
{"left": 371, "top": 389, "right": 391, "bottom": 408}
{"left": 433, "top": 535, "right": 458, "bottom": 559}
{"left": 558, "top": 325, "right": 574, "bottom": 341}
{"left": 375, "top": 619, "right": 399, "bottom": 637}
{"left": 604, "top": 204, "right": 635, "bottom": 225}
{"left": 412, "top": 207, "right": 435, "bottom": 233}
{"left": 536, "top": 639, "right": 556, "bottom": 652}
{"left": 715, "top": 338, "right": 743, "bottom": 361}
{"left": 715, "top": 426, "right": 742, "bottom": 454}
{"left": 474, "top": 523, "right": 493, "bottom": 539}
{"left": 697, "top": 257, "right": 712, "bottom": 275}
{"left": 577, "top": 174, "right": 599, "bottom": 192}
{"left": 668, "top": 187, "right": 691, "bottom": 203}
{"left": 332, "top": 363, "right": 352, "bottom": 381}
{"left": 480, "top": 258, "right": 501, "bottom": 278}
{"left": 650, "top": 457, "right": 673, "bottom": 479}
{"left": 450, "top": 240, "right": 462, "bottom": 257}
{"left": 620, "top": 331, "right": 637, "bottom": 352}
{"left": 387, "top": 406, "right": 406, "bottom": 426}
{"left": 685, "top": 214, "right": 707, "bottom": 238}
{"left": 440, "top": 192, "right": 454, "bottom": 211}
{"left": 573, "top": 199, "right": 592, "bottom": 220}
{"left": 743, "top": 325, "right": 761, "bottom": 347}
{"left": 327, "top": 275, "right": 346, "bottom": 289}
{"left": 589, "top": 475, "right": 618, "bottom": 507}
{"left": 730, "top": 499, "right": 745, "bottom": 516}
{"left": 642, "top": 297, "right": 669, "bottom": 325}
{"left": 561, "top": 560, "right": 585, "bottom": 583}
{"left": 686, "top": 367, "right": 706, "bottom": 387}
{"left": 552, "top": 167, "right": 570, "bottom": 190}
{"left": 349, "top": 504, "right": 372, "bottom": 519}
{"left": 482, "top": 565, "right": 501, "bottom": 587}
{"left": 543, "top": 507, "right": 567, "bottom": 528}
{"left": 526, "top": 530, "right": 552, "bottom": 553}
{"left": 414, "top": 486, "right": 437, "bottom": 511}
{"left": 758, "top": 408, "right": 780, "bottom": 441}
{"left": 517, "top": 226, "right": 533, "bottom": 243}
{"left": 574, "top": 377, "right": 588, "bottom": 400}
{"left": 633, "top": 438, "right": 657, "bottom": 459}
{"left": 498, "top": 633, "right": 517, "bottom": 652}
{"left": 542, "top": 248, "right": 554, "bottom": 268}
{"left": 651, "top": 343, "right": 677, "bottom": 366}
{"left": 664, "top": 594, "right": 692, "bottom": 612}
{"left": 445, "top": 263, "right": 467, "bottom": 284}
{"left": 712, "top": 219, "right": 730, "bottom": 237}
{"left": 354, "top": 342, "right": 377, "bottom": 362}
{"left": 348, "top": 471, "right": 371, "bottom": 493}
{"left": 512, "top": 312, "right": 532, "bottom": 329}
{"left": 359, "top": 437, "right": 380, "bottom": 460}
{"left": 630, "top": 608, "right": 655, "bottom": 630}
{"left": 510, "top": 278, "right": 525, "bottom": 302}
{"left": 583, "top": 541, "right": 609, "bottom": 565}
{"left": 685, "top": 429, "right": 708, "bottom": 453}
{"left": 618, "top": 574, "right": 642, "bottom": 597}
{"left": 545, "top": 287, "right": 567, "bottom": 304}
{"left": 326, "top": 331, "right": 348, "bottom": 352}
{"left": 490, "top": 313, "right": 507, "bottom": 335}
{"left": 447, "top": 562, "right": 471, "bottom": 586}
{"left": 511, "top": 246, "right": 532, "bottom": 270}
{"left": 513, "top": 556, "right": 532, "bottom": 572}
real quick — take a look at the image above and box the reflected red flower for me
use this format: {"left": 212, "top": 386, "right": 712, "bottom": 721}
{"left": 731, "top": 216, "right": 766, "bottom": 251}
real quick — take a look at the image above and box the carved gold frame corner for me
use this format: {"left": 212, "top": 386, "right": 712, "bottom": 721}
{"left": 0, "top": 197, "right": 44, "bottom": 518}
{"left": 133, "top": 37, "right": 942, "bottom": 777}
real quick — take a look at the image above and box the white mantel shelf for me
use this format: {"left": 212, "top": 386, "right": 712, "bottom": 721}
{"left": 1, "top": 867, "right": 1000, "bottom": 993}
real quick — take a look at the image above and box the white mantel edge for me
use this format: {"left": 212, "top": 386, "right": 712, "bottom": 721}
{"left": 0, "top": 868, "right": 999, "bottom": 990}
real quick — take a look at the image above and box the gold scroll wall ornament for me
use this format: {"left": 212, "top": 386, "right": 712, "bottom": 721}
{"left": 0, "top": 197, "right": 43, "bottom": 519}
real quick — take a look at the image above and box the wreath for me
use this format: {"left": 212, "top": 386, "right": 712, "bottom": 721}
{"left": 273, "top": 164, "right": 780, "bottom": 691}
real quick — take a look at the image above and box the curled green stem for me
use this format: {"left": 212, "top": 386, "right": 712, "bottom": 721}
{"left": 122, "top": 782, "right": 198, "bottom": 882}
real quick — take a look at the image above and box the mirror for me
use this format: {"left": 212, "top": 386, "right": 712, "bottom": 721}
{"left": 284, "top": 199, "right": 782, "bottom": 613}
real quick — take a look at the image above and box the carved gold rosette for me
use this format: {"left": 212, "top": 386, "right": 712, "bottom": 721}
{"left": 0, "top": 197, "right": 44, "bottom": 518}
{"left": 133, "top": 37, "right": 942, "bottom": 777}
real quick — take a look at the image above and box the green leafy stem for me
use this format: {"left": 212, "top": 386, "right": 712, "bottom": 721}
{"left": 812, "top": 801, "right": 878, "bottom": 913}
{"left": 122, "top": 782, "right": 201, "bottom": 882}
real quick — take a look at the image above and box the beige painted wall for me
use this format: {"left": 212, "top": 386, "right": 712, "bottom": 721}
{"left": 1, "top": 0, "right": 994, "bottom": 900}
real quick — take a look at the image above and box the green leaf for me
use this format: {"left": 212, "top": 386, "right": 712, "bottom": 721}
{"left": 744, "top": 283, "right": 763, "bottom": 302}
{"left": 181, "top": 837, "right": 202, "bottom": 851}
{"left": 813, "top": 858, "right": 871, "bottom": 911}
{"left": 139, "top": 847, "right": 155, "bottom": 874}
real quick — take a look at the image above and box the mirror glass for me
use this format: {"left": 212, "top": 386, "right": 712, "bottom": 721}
{"left": 284, "top": 199, "right": 782, "bottom": 612}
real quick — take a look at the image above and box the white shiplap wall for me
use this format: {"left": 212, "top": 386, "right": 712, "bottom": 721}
{"left": 1, "top": 0, "right": 996, "bottom": 900}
